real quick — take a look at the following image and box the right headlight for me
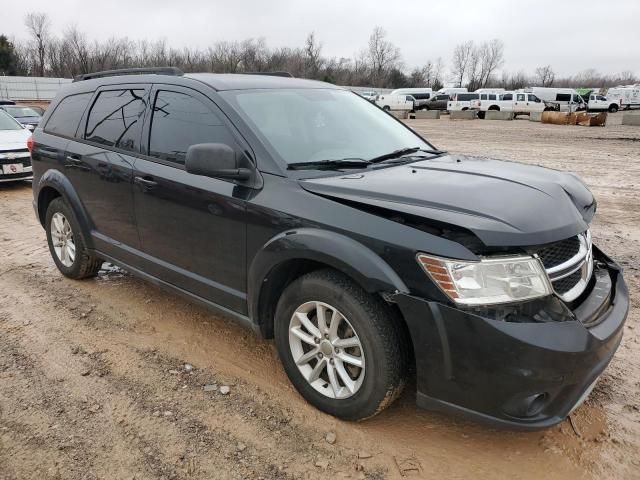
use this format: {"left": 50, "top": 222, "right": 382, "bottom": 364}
{"left": 417, "top": 253, "right": 552, "bottom": 306}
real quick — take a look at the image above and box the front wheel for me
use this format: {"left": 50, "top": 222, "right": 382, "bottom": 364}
{"left": 383, "top": 105, "right": 391, "bottom": 111}
{"left": 609, "top": 104, "right": 618, "bottom": 113}
{"left": 45, "top": 197, "right": 103, "bottom": 279}
{"left": 274, "top": 269, "right": 408, "bottom": 420}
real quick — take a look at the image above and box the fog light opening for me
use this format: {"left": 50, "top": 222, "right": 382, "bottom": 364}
{"left": 503, "top": 392, "right": 550, "bottom": 418}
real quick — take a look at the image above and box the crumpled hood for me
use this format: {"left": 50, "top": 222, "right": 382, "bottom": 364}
{"left": 299, "top": 154, "right": 596, "bottom": 247}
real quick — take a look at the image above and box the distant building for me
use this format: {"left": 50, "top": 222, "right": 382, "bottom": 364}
{"left": 0, "top": 76, "right": 72, "bottom": 107}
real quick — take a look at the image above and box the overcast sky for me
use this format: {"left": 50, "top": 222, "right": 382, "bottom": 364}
{"left": 3, "top": 0, "right": 639, "bottom": 77}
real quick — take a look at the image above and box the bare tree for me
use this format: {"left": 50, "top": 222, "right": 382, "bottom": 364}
{"left": 304, "top": 32, "right": 323, "bottom": 78}
{"left": 24, "top": 12, "right": 51, "bottom": 76}
{"left": 477, "top": 39, "right": 504, "bottom": 88}
{"left": 451, "top": 41, "right": 474, "bottom": 88}
{"left": 367, "top": 26, "right": 401, "bottom": 87}
{"left": 534, "top": 65, "right": 555, "bottom": 87}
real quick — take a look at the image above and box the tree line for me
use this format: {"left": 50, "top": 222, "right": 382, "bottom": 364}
{"left": 0, "top": 12, "right": 637, "bottom": 90}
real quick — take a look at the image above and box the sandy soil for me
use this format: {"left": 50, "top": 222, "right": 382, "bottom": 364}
{"left": 1, "top": 113, "right": 638, "bottom": 479}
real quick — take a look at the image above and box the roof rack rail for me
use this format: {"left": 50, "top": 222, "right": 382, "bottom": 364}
{"left": 243, "top": 71, "right": 293, "bottom": 78}
{"left": 73, "top": 67, "right": 184, "bottom": 82}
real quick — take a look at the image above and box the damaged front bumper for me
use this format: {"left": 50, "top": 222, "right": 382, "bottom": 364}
{"left": 396, "top": 246, "right": 629, "bottom": 430}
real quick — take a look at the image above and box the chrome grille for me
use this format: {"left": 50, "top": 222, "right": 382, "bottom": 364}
{"left": 537, "top": 231, "right": 593, "bottom": 302}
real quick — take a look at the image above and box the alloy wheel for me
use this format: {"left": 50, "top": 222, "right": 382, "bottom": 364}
{"left": 51, "top": 212, "right": 76, "bottom": 267}
{"left": 288, "top": 301, "right": 365, "bottom": 399}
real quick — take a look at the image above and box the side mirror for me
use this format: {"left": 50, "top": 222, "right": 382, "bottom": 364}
{"left": 185, "top": 143, "right": 252, "bottom": 181}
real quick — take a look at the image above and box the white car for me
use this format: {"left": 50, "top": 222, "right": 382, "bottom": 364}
{"left": 529, "top": 87, "right": 586, "bottom": 112}
{"left": 357, "top": 91, "right": 378, "bottom": 102}
{"left": 447, "top": 93, "right": 480, "bottom": 111}
{"left": 476, "top": 91, "right": 546, "bottom": 116}
{"left": 586, "top": 93, "right": 618, "bottom": 112}
{"left": 375, "top": 94, "right": 414, "bottom": 112}
{"left": 0, "top": 110, "right": 33, "bottom": 183}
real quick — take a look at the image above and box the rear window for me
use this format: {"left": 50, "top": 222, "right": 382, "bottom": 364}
{"left": 85, "top": 89, "right": 146, "bottom": 152}
{"left": 456, "top": 94, "right": 479, "bottom": 101}
{"left": 44, "top": 93, "right": 92, "bottom": 138}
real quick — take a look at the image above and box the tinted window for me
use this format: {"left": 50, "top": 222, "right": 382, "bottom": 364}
{"left": 437, "top": 95, "right": 449, "bottom": 101}
{"left": 149, "top": 90, "right": 235, "bottom": 165}
{"left": 412, "top": 93, "right": 430, "bottom": 100}
{"left": 85, "top": 89, "right": 146, "bottom": 152}
{"left": 222, "top": 89, "right": 431, "bottom": 165}
{"left": 502, "top": 93, "right": 513, "bottom": 101}
{"left": 457, "top": 94, "right": 479, "bottom": 101}
{"left": 489, "top": 94, "right": 496, "bottom": 100}
{"left": 528, "top": 94, "right": 541, "bottom": 102}
{"left": 44, "top": 93, "right": 92, "bottom": 137}
{"left": 480, "top": 94, "right": 487, "bottom": 100}
{"left": 556, "top": 94, "right": 571, "bottom": 102}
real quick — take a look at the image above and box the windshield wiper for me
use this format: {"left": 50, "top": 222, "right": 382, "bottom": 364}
{"left": 369, "top": 147, "right": 447, "bottom": 164}
{"left": 287, "top": 158, "right": 371, "bottom": 170}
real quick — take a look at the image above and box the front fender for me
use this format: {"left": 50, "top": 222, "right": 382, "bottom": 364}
{"left": 36, "top": 169, "right": 94, "bottom": 248}
{"left": 247, "top": 228, "right": 408, "bottom": 322}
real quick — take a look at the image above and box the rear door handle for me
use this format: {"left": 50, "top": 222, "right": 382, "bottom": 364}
{"left": 134, "top": 176, "right": 158, "bottom": 191}
{"left": 65, "top": 154, "right": 82, "bottom": 165}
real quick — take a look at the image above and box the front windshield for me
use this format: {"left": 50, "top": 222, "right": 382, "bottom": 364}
{"left": 0, "top": 110, "right": 23, "bottom": 130}
{"left": 221, "top": 89, "right": 433, "bottom": 166}
{"left": 3, "top": 106, "right": 40, "bottom": 118}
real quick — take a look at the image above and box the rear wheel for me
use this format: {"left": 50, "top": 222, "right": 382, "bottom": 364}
{"left": 274, "top": 269, "right": 408, "bottom": 420}
{"left": 383, "top": 105, "right": 391, "bottom": 111}
{"left": 45, "top": 197, "right": 103, "bottom": 279}
{"left": 609, "top": 104, "right": 618, "bottom": 113}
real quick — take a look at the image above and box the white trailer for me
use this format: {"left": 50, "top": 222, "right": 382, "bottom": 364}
{"left": 604, "top": 86, "right": 640, "bottom": 111}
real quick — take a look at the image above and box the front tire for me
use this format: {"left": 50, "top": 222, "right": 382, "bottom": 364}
{"left": 274, "top": 269, "right": 408, "bottom": 420}
{"left": 609, "top": 104, "right": 618, "bottom": 113}
{"left": 45, "top": 197, "right": 103, "bottom": 279}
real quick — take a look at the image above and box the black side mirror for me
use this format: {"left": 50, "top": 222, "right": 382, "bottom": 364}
{"left": 185, "top": 143, "right": 252, "bottom": 181}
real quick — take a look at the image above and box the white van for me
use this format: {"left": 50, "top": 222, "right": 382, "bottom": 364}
{"left": 438, "top": 87, "right": 468, "bottom": 97}
{"left": 375, "top": 94, "right": 414, "bottom": 112}
{"left": 529, "top": 87, "right": 586, "bottom": 112}
{"left": 390, "top": 88, "right": 433, "bottom": 110}
{"left": 447, "top": 92, "right": 480, "bottom": 111}
{"left": 476, "top": 90, "right": 546, "bottom": 116}
{"left": 604, "top": 87, "right": 640, "bottom": 111}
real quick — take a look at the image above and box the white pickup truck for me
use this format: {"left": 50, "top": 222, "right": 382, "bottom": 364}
{"left": 475, "top": 91, "right": 546, "bottom": 118}
{"left": 375, "top": 94, "right": 415, "bottom": 112}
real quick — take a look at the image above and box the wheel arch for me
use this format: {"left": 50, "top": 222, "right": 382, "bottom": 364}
{"left": 248, "top": 228, "right": 409, "bottom": 338}
{"left": 36, "top": 169, "right": 94, "bottom": 248}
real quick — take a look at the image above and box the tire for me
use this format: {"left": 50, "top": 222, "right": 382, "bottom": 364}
{"left": 45, "top": 197, "right": 103, "bottom": 279}
{"left": 477, "top": 111, "right": 485, "bottom": 120}
{"left": 383, "top": 105, "right": 391, "bottom": 111}
{"left": 609, "top": 104, "right": 618, "bottom": 113}
{"left": 274, "top": 269, "right": 408, "bottom": 420}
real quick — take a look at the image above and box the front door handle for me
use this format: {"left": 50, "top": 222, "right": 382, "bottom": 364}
{"left": 134, "top": 176, "right": 158, "bottom": 191}
{"left": 65, "top": 154, "right": 82, "bottom": 165}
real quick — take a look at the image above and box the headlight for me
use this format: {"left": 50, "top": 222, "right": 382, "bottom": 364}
{"left": 417, "top": 254, "right": 552, "bottom": 306}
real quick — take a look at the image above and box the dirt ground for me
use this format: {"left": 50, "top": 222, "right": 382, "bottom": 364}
{"left": 1, "top": 113, "right": 639, "bottom": 480}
